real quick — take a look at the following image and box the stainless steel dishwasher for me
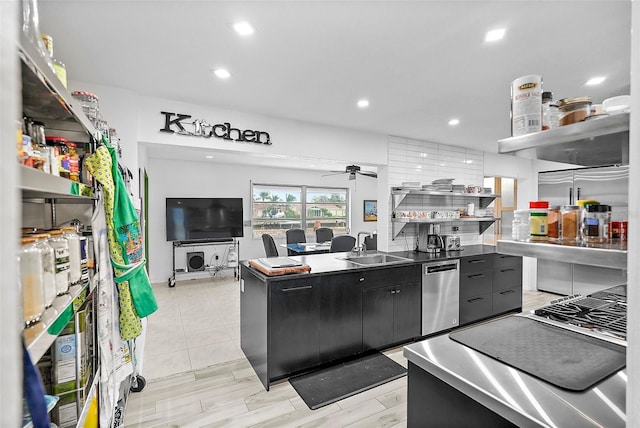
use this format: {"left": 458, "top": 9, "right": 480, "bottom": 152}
{"left": 422, "top": 260, "right": 460, "bottom": 336}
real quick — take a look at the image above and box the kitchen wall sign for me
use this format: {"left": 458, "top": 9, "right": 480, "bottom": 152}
{"left": 159, "top": 111, "right": 271, "bottom": 145}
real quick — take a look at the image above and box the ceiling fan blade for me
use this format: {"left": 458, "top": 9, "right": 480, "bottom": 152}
{"left": 358, "top": 171, "right": 378, "bottom": 178}
{"left": 321, "top": 172, "right": 346, "bottom": 177}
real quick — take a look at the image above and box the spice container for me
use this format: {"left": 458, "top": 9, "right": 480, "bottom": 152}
{"left": 557, "top": 97, "right": 592, "bottom": 126}
{"left": 541, "top": 92, "right": 559, "bottom": 130}
{"left": 512, "top": 210, "right": 530, "bottom": 241}
{"left": 561, "top": 205, "right": 580, "bottom": 243}
{"left": 529, "top": 201, "right": 549, "bottom": 241}
{"left": 511, "top": 75, "right": 542, "bottom": 136}
{"left": 47, "top": 229, "right": 70, "bottom": 295}
{"left": 71, "top": 91, "right": 99, "bottom": 124}
{"left": 30, "top": 233, "right": 57, "bottom": 308}
{"left": 62, "top": 227, "right": 82, "bottom": 285}
{"left": 584, "top": 204, "right": 611, "bottom": 244}
{"left": 20, "top": 237, "right": 45, "bottom": 326}
{"left": 547, "top": 206, "right": 560, "bottom": 241}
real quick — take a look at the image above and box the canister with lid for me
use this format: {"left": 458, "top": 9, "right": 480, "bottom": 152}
{"left": 30, "top": 233, "right": 56, "bottom": 308}
{"left": 511, "top": 75, "right": 542, "bottom": 136}
{"left": 557, "top": 97, "right": 592, "bottom": 126}
{"left": 47, "top": 229, "right": 70, "bottom": 295}
{"left": 20, "top": 237, "right": 45, "bottom": 326}
{"left": 560, "top": 205, "right": 580, "bottom": 243}
{"left": 585, "top": 204, "right": 611, "bottom": 243}
{"left": 529, "top": 201, "right": 549, "bottom": 241}
{"left": 62, "top": 227, "right": 82, "bottom": 285}
{"left": 547, "top": 206, "right": 560, "bottom": 241}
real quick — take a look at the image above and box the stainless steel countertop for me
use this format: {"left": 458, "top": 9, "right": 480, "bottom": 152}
{"left": 404, "top": 326, "right": 627, "bottom": 428}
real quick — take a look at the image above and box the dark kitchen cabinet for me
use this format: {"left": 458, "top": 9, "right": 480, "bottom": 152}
{"left": 269, "top": 277, "right": 321, "bottom": 379}
{"left": 319, "top": 272, "right": 364, "bottom": 362}
{"left": 459, "top": 254, "right": 522, "bottom": 326}
{"left": 363, "top": 280, "right": 421, "bottom": 350}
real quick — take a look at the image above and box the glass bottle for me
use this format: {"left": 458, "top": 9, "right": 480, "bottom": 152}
{"left": 47, "top": 229, "right": 70, "bottom": 295}
{"left": 30, "top": 233, "right": 56, "bottom": 308}
{"left": 62, "top": 227, "right": 82, "bottom": 285}
{"left": 20, "top": 237, "right": 45, "bottom": 326}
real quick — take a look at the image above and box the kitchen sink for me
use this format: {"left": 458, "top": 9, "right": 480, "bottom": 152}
{"left": 340, "top": 253, "right": 413, "bottom": 266}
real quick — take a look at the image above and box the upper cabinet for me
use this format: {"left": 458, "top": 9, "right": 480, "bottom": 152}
{"left": 497, "top": 113, "right": 629, "bottom": 167}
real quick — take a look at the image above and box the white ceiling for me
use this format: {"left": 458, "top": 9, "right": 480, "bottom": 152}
{"left": 38, "top": 0, "right": 632, "bottom": 171}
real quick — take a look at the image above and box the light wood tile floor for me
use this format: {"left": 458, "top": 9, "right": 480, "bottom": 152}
{"left": 125, "top": 274, "right": 557, "bottom": 427}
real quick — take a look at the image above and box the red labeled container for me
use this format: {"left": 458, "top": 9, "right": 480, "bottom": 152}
{"left": 529, "top": 201, "right": 549, "bottom": 241}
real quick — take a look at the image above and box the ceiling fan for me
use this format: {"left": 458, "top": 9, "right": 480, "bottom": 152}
{"left": 323, "top": 164, "right": 378, "bottom": 181}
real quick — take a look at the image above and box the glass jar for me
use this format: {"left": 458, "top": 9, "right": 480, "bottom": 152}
{"left": 62, "top": 227, "right": 82, "bottom": 285}
{"left": 529, "top": 201, "right": 549, "bottom": 241}
{"left": 71, "top": 91, "right": 99, "bottom": 124}
{"left": 557, "top": 96, "right": 592, "bottom": 126}
{"left": 585, "top": 204, "right": 611, "bottom": 244}
{"left": 20, "top": 237, "right": 45, "bottom": 326}
{"left": 561, "top": 205, "right": 580, "bottom": 243}
{"left": 547, "top": 206, "right": 560, "bottom": 241}
{"left": 512, "top": 210, "right": 530, "bottom": 241}
{"left": 47, "top": 229, "right": 70, "bottom": 295}
{"left": 30, "top": 233, "right": 56, "bottom": 308}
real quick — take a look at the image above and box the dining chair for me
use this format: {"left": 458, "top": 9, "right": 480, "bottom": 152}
{"left": 262, "top": 234, "right": 279, "bottom": 258}
{"left": 330, "top": 235, "right": 356, "bottom": 253}
{"left": 315, "top": 227, "right": 334, "bottom": 243}
{"left": 286, "top": 228, "right": 306, "bottom": 255}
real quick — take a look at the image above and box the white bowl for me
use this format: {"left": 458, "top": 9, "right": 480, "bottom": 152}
{"left": 603, "top": 95, "right": 631, "bottom": 114}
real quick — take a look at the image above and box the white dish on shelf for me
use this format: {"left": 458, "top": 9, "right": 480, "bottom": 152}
{"left": 603, "top": 95, "right": 630, "bottom": 114}
{"left": 402, "top": 181, "right": 421, "bottom": 187}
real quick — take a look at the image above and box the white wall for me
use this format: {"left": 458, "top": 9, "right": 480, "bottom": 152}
{"left": 146, "top": 157, "right": 376, "bottom": 283}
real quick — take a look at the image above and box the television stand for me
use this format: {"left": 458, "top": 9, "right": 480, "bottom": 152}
{"left": 168, "top": 239, "right": 239, "bottom": 287}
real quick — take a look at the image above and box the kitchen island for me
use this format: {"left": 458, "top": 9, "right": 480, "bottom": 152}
{"left": 240, "top": 245, "right": 521, "bottom": 390}
{"left": 403, "top": 288, "right": 628, "bottom": 428}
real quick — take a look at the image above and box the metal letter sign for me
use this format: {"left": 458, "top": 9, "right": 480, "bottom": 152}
{"left": 159, "top": 111, "right": 271, "bottom": 145}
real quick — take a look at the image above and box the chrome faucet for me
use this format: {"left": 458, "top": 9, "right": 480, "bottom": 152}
{"left": 353, "top": 232, "right": 373, "bottom": 255}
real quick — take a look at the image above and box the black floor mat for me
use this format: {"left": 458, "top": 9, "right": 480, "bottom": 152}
{"left": 449, "top": 316, "right": 626, "bottom": 391}
{"left": 289, "top": 352, "right": 407, "bottom": 410}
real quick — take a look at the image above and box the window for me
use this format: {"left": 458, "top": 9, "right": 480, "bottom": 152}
{"left": 252, "top": 184, "right": 349, "bottom": 238}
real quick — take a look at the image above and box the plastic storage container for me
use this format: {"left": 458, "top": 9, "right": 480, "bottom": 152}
{"left": 529, "top": 201, "right": 549, "bottom": 241}
{"left": 561, "top": 205, "right": 580, "bottom": 243}
{"left": 47, "top": 229, "right": 70, "bottom": 295}
{"left": 512, "top": 210, "right": 530, "bottom": 241}
{"left": 30, "top": 233, "right": 56, "bottom": 308}
{"left": 20, "top": 237, "right": 45, "bottom": 326}
{"left": 62, "top": 227, "right": 82, "bottom": 285}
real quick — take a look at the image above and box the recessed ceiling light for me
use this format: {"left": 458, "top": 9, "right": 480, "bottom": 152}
{"left": 233, "top": 21, "right": 255, "bottom": 36}
{"left": 357, "top": 99, "right": 369, "bottom": 108}
{"left": 586, "top": 76, "right": 606, "bottom": 86}
{"left": 205, "top": 155, "right": 214, "bottom": 159}
{"left": 484, "top": 28, "right": 506, "bottom": 42}
{"left": 448, "top": 118, "right": 460, "bottom": 126}
{"left": 464, "top": 160, "right": 473, "bottom": 164}
{"left": 213, "top": 68, "right": 231, "bottom": 79}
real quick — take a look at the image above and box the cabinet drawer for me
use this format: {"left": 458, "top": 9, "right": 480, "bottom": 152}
{"left": 494, "top": 254, "right": 522, "bottom": 269}
{"left": 362, "top": 264, "right": 420, "bottom": 289}
{"left": 460, "top": 270, "right": 493, "bottom": 299}
{"left": 459, "top": 293, "right": 492, "bottom": 325}
{"left": 493, "top": 287, "right": 522, "bottom": 314}
{"left": 460, "top": 254, "right": 495, "bottom": 274}
{"left": 493, "top": 265, "right": 522, "bottom": 292}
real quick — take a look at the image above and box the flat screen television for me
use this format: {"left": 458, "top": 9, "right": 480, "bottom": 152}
{"left": 166, "top": 198, "right": 244, "bottom": 241}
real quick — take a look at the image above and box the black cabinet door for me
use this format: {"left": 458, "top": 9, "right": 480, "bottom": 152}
{"left": 362, "top": 285, "right": 395, "bottom": 350}
{"left": 459, "top": 293, "right": 492, "bottom": 325}
{"left": 393, "top": 281, "right": 421, "bottom": 343}
{"left": 269, "top": 277, "right": 321, "bottom": 379}
{"left": 319, "top": 272, "right": 363, "bottom": 363}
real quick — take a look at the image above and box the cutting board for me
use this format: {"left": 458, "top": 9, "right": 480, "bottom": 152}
{"left": 249, "top": 259, "right": 311, "bottom": 276}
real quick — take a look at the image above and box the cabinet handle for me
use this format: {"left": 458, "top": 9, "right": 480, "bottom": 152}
{"left": 500, "top": 268, "right": 515, "bottom": 273}
{"left": 468, "top": 297, "right": 484, "bottom": 303}
{"left": 468, "top": 273, "right": 485, "bottom": 279}
{"left": 468, "top": 259, "right": 486, "bottom": 264}
{"left": 282, "top": 285, "right": 312, "bottom": 292}
{"left": 500, "top": 290, "right": 515, "bottom": 295}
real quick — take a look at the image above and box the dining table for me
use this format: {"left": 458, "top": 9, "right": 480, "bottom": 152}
{"left": 280, "top": 242, "right": 331, "bottom": 255}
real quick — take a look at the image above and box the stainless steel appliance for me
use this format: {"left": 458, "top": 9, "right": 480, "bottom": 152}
{"left": 537, "top": 165, "right": 628, "bottom": 295}
{"left": 422, "top": 260, "right": 459, "bottom": 335}
{"left": 442, "top": 235, "right": 461, "bottom": 251}
{"left": 525, "top": 284, "right": 627, "bottom": 347}
{"left": 418, "top": 223, "right": 445, "bottom": 253}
